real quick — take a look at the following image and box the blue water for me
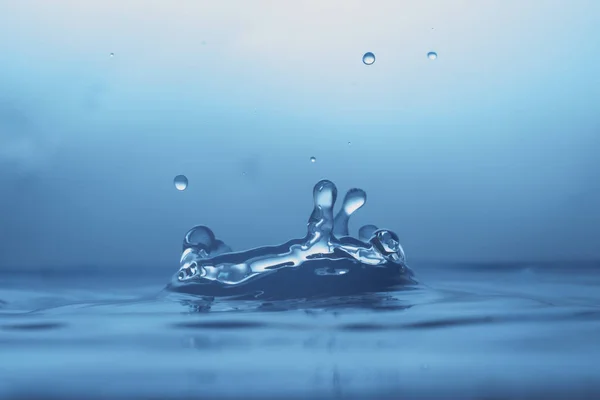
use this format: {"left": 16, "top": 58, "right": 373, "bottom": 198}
{"left": 2, "top": 2, "right": 599, "bottom": 399}
{"left": 2, "top": 262, "right": 599, "bottom": 399}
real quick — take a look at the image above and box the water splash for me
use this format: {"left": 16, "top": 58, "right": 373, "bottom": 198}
{"left": 169, "top": 180, "right": 414, "bottom": 299}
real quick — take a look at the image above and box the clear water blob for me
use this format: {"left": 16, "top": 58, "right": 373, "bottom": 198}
{"left": 174, "top": 175, "right": 188, "bottom": 191}
{"left": 362, "top": 52, "right": 376, "bottom": 65}
{"left": 348, "top": 141, "right": 352, "bottom": 145}
{"left": 306, "top": 179, "right": 338, "bottom": 242}
{"left": 358, "top": 224, "right": 378, "bottom": 242}
{"left": 110, "top": 52, "right": 114, "bottom": 57}
{"left": 427, "top": 51, "right": 438, "bottom": 60}
{"left": 370, "top": 229, "right": 406, "bottom": 262}
{"left": 170, "top": 179, "right": 415, "bottom": 296}
{"left": 183, "top": 225, "right": 216, "bottom": 251}
{"left": 310, "top": 156, "right": 317, "bottom": 163}
{"left": 333, "top": 189, "right": 367, "bottom": 237}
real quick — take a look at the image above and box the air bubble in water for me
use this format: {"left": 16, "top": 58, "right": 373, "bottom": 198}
{"left": 310, "top": 156, "right": 316, "bottom": 163}
{"left": 362, "top": 52, "right": 375, "bottom": 65}
{"left": 174, "top": 175, "right": 188, "bottom": 191}
{"left": 427, "top": 51, "right": 438, "bottom": 60}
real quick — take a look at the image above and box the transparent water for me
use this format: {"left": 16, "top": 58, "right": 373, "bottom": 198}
{"left": 1, "top": 262, "right": 599, "bottom": 400}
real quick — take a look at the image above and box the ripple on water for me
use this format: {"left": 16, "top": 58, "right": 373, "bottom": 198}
{"left": 1, "top": 322, "right": 67, "bottom": 331}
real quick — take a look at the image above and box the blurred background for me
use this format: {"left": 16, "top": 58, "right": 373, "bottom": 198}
{"left": 1, "top": 0, "right": 599, "bottom": 272}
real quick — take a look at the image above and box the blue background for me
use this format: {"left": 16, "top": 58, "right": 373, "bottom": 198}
{"left": 1, "top": 0, "right": 599, "bottom": 271}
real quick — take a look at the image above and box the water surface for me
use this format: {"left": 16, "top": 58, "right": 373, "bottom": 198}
{"left": 1, "top": 262, "right": 599, "bottom": 399}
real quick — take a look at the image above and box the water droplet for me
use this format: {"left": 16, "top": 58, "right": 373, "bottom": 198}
{"left": 362, "top": 52, "right": 375, "bottom": 65}
{"left": 427, "top": 51, "right": 438, "bottom": 60}
{"left": 184, "top": 225, "right": 216, "bottom": 250}
{"left": 333, "top": 189, "right": 367, "bottom": 237}
{"left": 347, "top": 141, "right": 352, "bottom": 145}
{"left": 109, "top": 52, "right": 114, "bottom": 57}
{"left": 310, "top": 156, "right": 316, "bottom": 163}
{"left": 307, "top": 180, "right": 338, "bottom": 241}
{"left": 372, "top": 230, "right": 400, "bottom": 254}
{"left": 314, "top": 180, "right": 337, "bottom": 209}
{"left": 342, "top": 189, "right": 367, "bottom": 215}
{"left": 174, "top": 175, "right": 188, "bottom": 191}
{"left": 370, "top": 229, "right": 406, "bottom": 262}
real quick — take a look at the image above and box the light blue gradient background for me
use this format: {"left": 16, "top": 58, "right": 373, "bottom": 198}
{"left": 1, "top": 0, "right": 599, "bottom": 270}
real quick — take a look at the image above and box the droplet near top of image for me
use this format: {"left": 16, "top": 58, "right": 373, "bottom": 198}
{"left": 427, "top": 51, "right": 438, "bottom": 60}
{"left": 362, "top": 52, "right": 375, "bottom": 65}
{"left": 310, "top": 156, "right": 317, "bottom": 163}
{"left": 174, "top": 175, "right": 188, "bottom": 191}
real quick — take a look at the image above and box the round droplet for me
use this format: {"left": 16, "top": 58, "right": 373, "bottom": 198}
{"left": 347, "top": 141, "right": 352, "bottom": 145}
{"left": 174, "top": 175, "right": 188, "bottom": 191}
{"left": 109, "top": 52, "right": 114, "bottom": 57}
{"left": 310, "top": 156, "right": 316, "bottom": 163}
{"left": 427, "top": 51, "right": 438, "bottom": 60}
{"left": 362, "top": 52, "right": 375, "bottom": 65}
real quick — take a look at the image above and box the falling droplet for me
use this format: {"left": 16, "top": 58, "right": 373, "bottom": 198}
{"left": 347, "top": 141, "right": 352, "bottom": 145}
{"left": 109, "top": 52, "right": 114, "bottom": 57}
{"left": 427, "top": 51, "right": 438, "bottom": 60}
{"left": 174, "top": 175, "right": 188, "bottom": 191}
{"left": 310, "top": 156, "right": 317, "bottom": 163}
{"left": 358, "top": 224, "right": 378, "bottom": 242}
{"left": 333, "top": 189, "right": 367, "bottom": 237}
{"left": 362, "top": 52, "right": 375, "bottom": 65}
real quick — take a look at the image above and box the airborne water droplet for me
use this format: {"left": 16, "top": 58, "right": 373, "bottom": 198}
{"left": 427, "top": 51, "right": 438, "bottom": 60}
{"left": 110, "top": 52, "right": 114, "bottom": 57}
{"left": 310, "top": 156, "right": 316, "bottom": 163}
{"left": 362, "top": 52, "right": 375, "bottom": 65}
{"left": 174, "top": 175, "right": 188, "bottom": 191}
